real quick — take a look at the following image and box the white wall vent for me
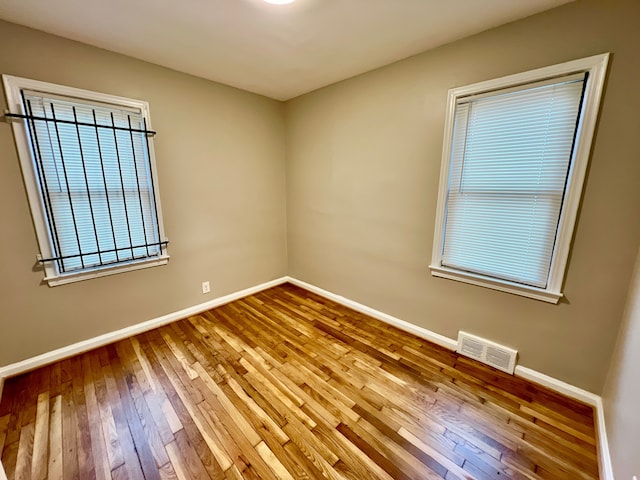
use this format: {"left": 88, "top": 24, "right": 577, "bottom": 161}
{"left": 457, "top": 332, "right": 517, "bottom": 374}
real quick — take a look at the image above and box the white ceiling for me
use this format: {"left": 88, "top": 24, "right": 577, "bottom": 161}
{"left": 0, "top": 0, "right": 573, "bottom": 100}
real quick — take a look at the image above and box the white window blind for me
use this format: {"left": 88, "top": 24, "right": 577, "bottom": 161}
{"left": 440, "top": 75, "right": 586, "bottom": 288}
{"left": 22, "top": 91, "right": 163, "bottom": 274}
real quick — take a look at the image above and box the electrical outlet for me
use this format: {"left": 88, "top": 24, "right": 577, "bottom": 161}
{"left": 202, "top": 281, "right": 210, "bottom": 294}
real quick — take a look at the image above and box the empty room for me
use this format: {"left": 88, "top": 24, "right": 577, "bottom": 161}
{"left": 0, "top": 0, "right": 638, "bottom": 478}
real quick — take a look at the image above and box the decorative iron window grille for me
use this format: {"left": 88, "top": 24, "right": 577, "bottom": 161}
{"left": 6, "top": 90, "right": 168, "bottom": 275}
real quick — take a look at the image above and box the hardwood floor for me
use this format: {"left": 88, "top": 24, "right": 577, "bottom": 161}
{"left": 0, "top": 283, "right": 599, "bottom": 479}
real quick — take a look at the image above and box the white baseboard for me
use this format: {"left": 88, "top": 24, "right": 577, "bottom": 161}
{"left": 286, "top": 276, "right": 613, "bottom": 479}
{"left": 513, "top": 366, "right": 613, "bottom": 479}
{"left": 594, "top": 397, "right": 615, "bottom": 480}
{"left": 513, "top": 365, "right": 600, "bottom": 406}
{"left": 285, "top": 276, "right": 459, "bottom": 351}
{"left": 0, "top": 276, "right": 288, "bottom": 381}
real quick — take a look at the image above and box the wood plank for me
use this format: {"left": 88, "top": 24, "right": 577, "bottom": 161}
{"left": 255, "top": 441, "right": 296, "bottom": 480}
{"left": 70, "top": 355, "right": 96, "bottom": 480}
{"left": 89, "top": 352, "right": 125, "bottom": 473}
{"left": 60, "top": 379, "right": 79, "bottom": 480}
{"left": 101, "top": 361, "right": 145, "bottom": 480}
{"left": 47, "top": 395, "right": 63, "bottom": 480}
{"left": 0, "top": 415, "right": 10, "bottom": 458}
{"left": 108, "top": 346, "right": 162, "bottom": 480}
{"left": 30, "top": 393, "right": 49, "bottom": 480}
{"left": 14, "top": 423, "right": 34, "bottom": 480}
{"left": 81, "top": 354, "right": 112, "bottom": 480}
{"left": 140, "top": 334, "right": 226, "bottom": 480}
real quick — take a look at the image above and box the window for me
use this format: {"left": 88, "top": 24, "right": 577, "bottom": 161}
{"left": 430, "top": 54, "right": 609, "bottom": 303}
{"left": 3, "top": 76, "right": 169, "bottom": 286}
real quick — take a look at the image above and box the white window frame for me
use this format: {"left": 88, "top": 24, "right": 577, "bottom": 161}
{"left": 429, "top": 53, "right": 609, "bottom": 303}
{"left": 3, "top": 75, "right": 169, "bottom": 286}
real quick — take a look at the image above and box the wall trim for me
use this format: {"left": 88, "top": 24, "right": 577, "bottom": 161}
{"left": 594, "top": 397, "right": 615, "bottom": 480}
{"left": 0, "top": 276, "right": 288, "bottom": 381}
{"left": 285, "top": 276, "right": 459, "bottom": 351}
{"left": 513, "top": 367, "right": 613, "bottom": 479}
{"left": 513, "top": 365, "right": 599, "bottom": 406}
{"left": 286, "top": 276, "right": 613, "bottom": 479}
{"left": 0, "top": 275, "right": 613, "bottom": 480}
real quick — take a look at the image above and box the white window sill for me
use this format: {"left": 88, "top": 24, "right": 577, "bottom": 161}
{"left": 428, "top": 265, "right": 562, "bottom": 304}
{"left": 44, "top": 255, "right": 170, "bottom": 287}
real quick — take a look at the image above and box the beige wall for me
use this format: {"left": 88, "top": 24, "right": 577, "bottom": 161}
{"left": 285, "top": 0, "right": 640, "bottom": 393}
{"left": 603, "top": 244, "right": 640, "bottom": 479}
{"left": 0, "top": 21, "right": 287, "bottom": 367}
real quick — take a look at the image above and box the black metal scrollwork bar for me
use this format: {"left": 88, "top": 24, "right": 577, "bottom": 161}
{"left": 37, "top": 240, "right": 170, "bottom": 263}
{"left": 4, "top": 111, "right": 157, "bottom": 136}
{"left": 128, "top": 115, "right": 151, "bottom": 258}
{"left": 142, "top": 117, "right": 164, "bottom": 249}
{"left": 49, "top": 103, "right": 86, "bottom": 269}
{"left": 92, "top": 109, "right": 121, "bottom": 264}
{"left": 20, "top": 94, "right": 65, "bottom": 272}
{"left": 110, "top": 112, "right": 136, "bottom": 260}
{"left": 72, "top": 106, "right": 102, "bottom": 265}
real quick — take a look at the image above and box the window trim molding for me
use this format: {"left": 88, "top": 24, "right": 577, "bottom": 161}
{"left": 3, "top": 75, "right": 169, "bottom": 286}
{"left": 429, "top": 53, "right": 610, "bottom": 303}
{"left": 44, "top": 255, "right": 170, "bottom": 287}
